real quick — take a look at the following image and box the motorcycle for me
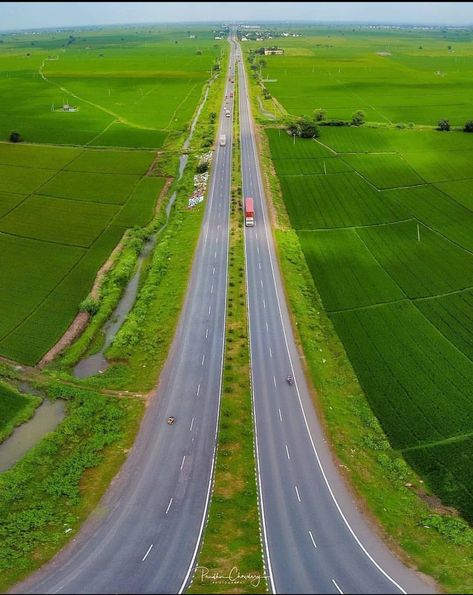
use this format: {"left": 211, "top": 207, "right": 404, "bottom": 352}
{"left": 286, "top": 375, "right": 293, "bottom": 386}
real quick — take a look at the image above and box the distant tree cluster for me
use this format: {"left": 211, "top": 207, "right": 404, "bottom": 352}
{"left": 287, "top": 117, "right": 319, "bottom": 139}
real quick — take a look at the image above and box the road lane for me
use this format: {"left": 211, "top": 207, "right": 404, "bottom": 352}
{"left": 237, "top": 40, "right": 435, "bottom": 595}
{"left": 14, "top": 40, "right": 237, "bottom": 595}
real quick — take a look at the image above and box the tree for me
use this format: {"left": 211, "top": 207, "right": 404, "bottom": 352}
{"left": 351, "top": 110, "right": 366, "bottom": 126}
{"left": 9, "top": 131, "right": 22, "bottom": 143}
{"left": 288, "top": 117, "right": 319, "bottom": 139}
{"left": 464, "top": 120, "right": 473, "bottom": 133}
{"left": 313, "top": 108, "right": 326, "bottom": 122}
{"left": 258, "top": 58, "right": 267, "bottom": 68}
{"left": 437, "top": 119, "right": 450, "bottom": 131}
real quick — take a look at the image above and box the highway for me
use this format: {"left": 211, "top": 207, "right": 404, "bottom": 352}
{"left": 14, "top": 42, "right": 237, "bottom": 595}
{"left": 237, "top": 41, "right": 435, "bottom": 595}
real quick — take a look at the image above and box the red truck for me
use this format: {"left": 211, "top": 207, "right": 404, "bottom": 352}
{"left": 245, "top": 197, "right": 254, "bottom": 227}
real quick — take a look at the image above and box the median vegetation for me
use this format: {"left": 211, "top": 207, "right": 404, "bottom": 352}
{"left": 190, "top": 70, "right": 266, "bottom": 595}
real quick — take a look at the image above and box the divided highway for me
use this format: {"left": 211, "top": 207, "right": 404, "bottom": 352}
{"left": 15, "top": 42, "right": 237, "bottom": 595}
{"left": 237, "top": 42, "right": 435, "bottom": 595}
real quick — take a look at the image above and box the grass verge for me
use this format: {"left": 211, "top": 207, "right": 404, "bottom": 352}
{"left": 189, "top": 65, "right": 266, "bottom": 595}
{"left": 253, "top": 104, "right": 473, "bottom": 593}
{"left": 0, "top": 382, "right": 41, "bottom": 444}
{"left": 0, "top": 379, "right": 143, "bottom": 592}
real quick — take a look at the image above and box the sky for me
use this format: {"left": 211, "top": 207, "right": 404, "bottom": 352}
{"left": 0, "top": 2, "right": 472, "bottom": 31}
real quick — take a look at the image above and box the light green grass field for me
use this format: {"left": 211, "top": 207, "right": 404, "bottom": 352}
{"left": 248, "top": 27, "right": 473, "bottom": 126}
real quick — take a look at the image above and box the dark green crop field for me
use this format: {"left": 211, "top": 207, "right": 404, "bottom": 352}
{"left": 0, "top": 145, "right": 165, "bottom": 365}
{"left": 267, "top": 116, "right": 473, "bottom": 522}
{"left": 0, "top": 26, "right": 222, "bottom": 365}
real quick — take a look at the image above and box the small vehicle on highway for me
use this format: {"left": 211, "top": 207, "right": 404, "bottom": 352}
{"left": 286, "top": 375, "right": 294, "bottom": 386}
{"left": 167, "top": 416, "right": 175, "bottom": 425}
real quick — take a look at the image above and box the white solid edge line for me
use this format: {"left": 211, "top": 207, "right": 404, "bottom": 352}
{"left": 178, "top": 39, "right": 234, "bottom": 595}
{"left": 240, "top": 46, "right": 276, "bottom": 595}
{"left": 332, "top": 578, "right": 344, "bottom": 594}
{"left": 242, "top": 40, "right": 407, "bottom": 595}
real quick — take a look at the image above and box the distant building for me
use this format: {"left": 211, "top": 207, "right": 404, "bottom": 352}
{"left": 214, "top": 36, "right": 222, "bottom": 40}
{"left": 264, "top": 47, "right": 284, "bottom": 55}
{"left": 62, "top": 103, "right": 77, "bottom": 112}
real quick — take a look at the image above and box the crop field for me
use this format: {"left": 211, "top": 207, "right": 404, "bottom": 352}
{"left": 0, "top": 25, "right": 221, "bottom": 366}
{"left": 267, "top": 104, "right": 473, "bottom": 521}
{"left": 0, "top": 26, "right": 222, "bottom": 147}
{"left": 248, "top": 26, "right": 473, "bottom": 126}
{"left": 0, "top": 143, "right": 166, "bottom": 365}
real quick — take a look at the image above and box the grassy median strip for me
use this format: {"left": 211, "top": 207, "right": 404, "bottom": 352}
{"left": 189, "top": 70, "right": 266, "bottom": 595}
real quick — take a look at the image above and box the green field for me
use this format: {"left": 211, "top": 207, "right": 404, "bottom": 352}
{"left": 0, "top": 26, "right": 221, "bottom": 366}
{"left": 249, "top": 26, "right": 473, "bottom": 126}
{"left": 0, "top": 26, "right": 222, "bottom": 147}
{"left": 266, "top": 95, "right": 473, "bottom": 522}
{"left": 0, "top": 143, "right": 167, "bottom": 365}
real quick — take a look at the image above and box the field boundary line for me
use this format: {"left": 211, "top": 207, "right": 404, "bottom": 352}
{"left": 329, "top": 297, "right": 410, "bottom": 315}
{"left": 314, "top": 138, "right": 338, "bottom": 155}
{"left": 296, "top": 217, "right": 415, "bottom": 232}
{"left": 163, "top": 82, "right": 198, "bottom": 131}
{"left": 413, "top": 285, "right": 473, "bottom": 303}
{"left": 85, "top": 118, "right": 117, "bottom": 147}
{"left": 354, "top": 226, "right": 409, "bottom": 301}
{"left": 0, "top": 146, "right": 84, "bottom": 227}
{"left": 400, "top": 430, "right": 473, "bottom": 454}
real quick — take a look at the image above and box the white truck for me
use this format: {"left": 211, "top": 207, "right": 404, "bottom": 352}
{"left": 219, "top": 134, "right": 226, "bottom": 146}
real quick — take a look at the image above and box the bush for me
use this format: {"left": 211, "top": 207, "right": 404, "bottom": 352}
{"left": 319, "top": 119, "right": 350, "bottom": 127}
{"left": 464, "top": 120, "right": 473, "bottom": 133}
{"left": 408, "top": 121, "right": 415, "bottom": 129}
{"left": 196, "top": 161, "right": 209, "bottom": 174}
{"left": 437, "top": 119, "right": 451, "bottom": 131}
{"left": 351, "top": 110, "right": 366, "bottom": 126}
{"left": 313, "top": 109, "right": 327, "bottom": 122}
{"left": 287, "top": 117, "right": 319, "bottom": 139}
{"left": 9, "top": 131, "right": 22, "bottom": 143}
{"left": 79, "top": 296, "right": 100, "bottom": 316}
{"left": 396, "top": 122, "right": 406, "bottom": 129}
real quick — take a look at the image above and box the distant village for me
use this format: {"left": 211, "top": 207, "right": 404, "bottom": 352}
{"left": 212, "top": 25, "right": 302, "bottom": 43}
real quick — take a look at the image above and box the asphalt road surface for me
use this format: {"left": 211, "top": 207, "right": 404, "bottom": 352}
{"left": 237, "top": 41, "right": 436, "bottom": 595}
{"left": 14, "top": 42, "right": 237, "bottom": 595}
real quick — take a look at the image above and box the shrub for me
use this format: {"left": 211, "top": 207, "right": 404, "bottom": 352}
{"left": 352, "top": 110, "right": 366, "bottom": 126}
{"left": 313, "top": 109, "right": 327, "bottom": 122}
{"left": 79, "top": 296, "right": 100, "bottom": 316}
{"left": 196, "top": 161, "right": 209, "bottom": 174}
{"left": 396, "top": 122, "right": 406, "bottom": 129}
{"left": 9, "top": 131, "right": 22, "bottom": 143}
{"left": 463, "top": 120, "right": 473, "bottom": 133}
{"left": 437, "top": 119, "right": 451, "bottom": 131}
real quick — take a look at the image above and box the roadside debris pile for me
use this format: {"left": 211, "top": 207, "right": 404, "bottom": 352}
{"left": 188, "top": 151, "right": 213, "bottom": 208}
